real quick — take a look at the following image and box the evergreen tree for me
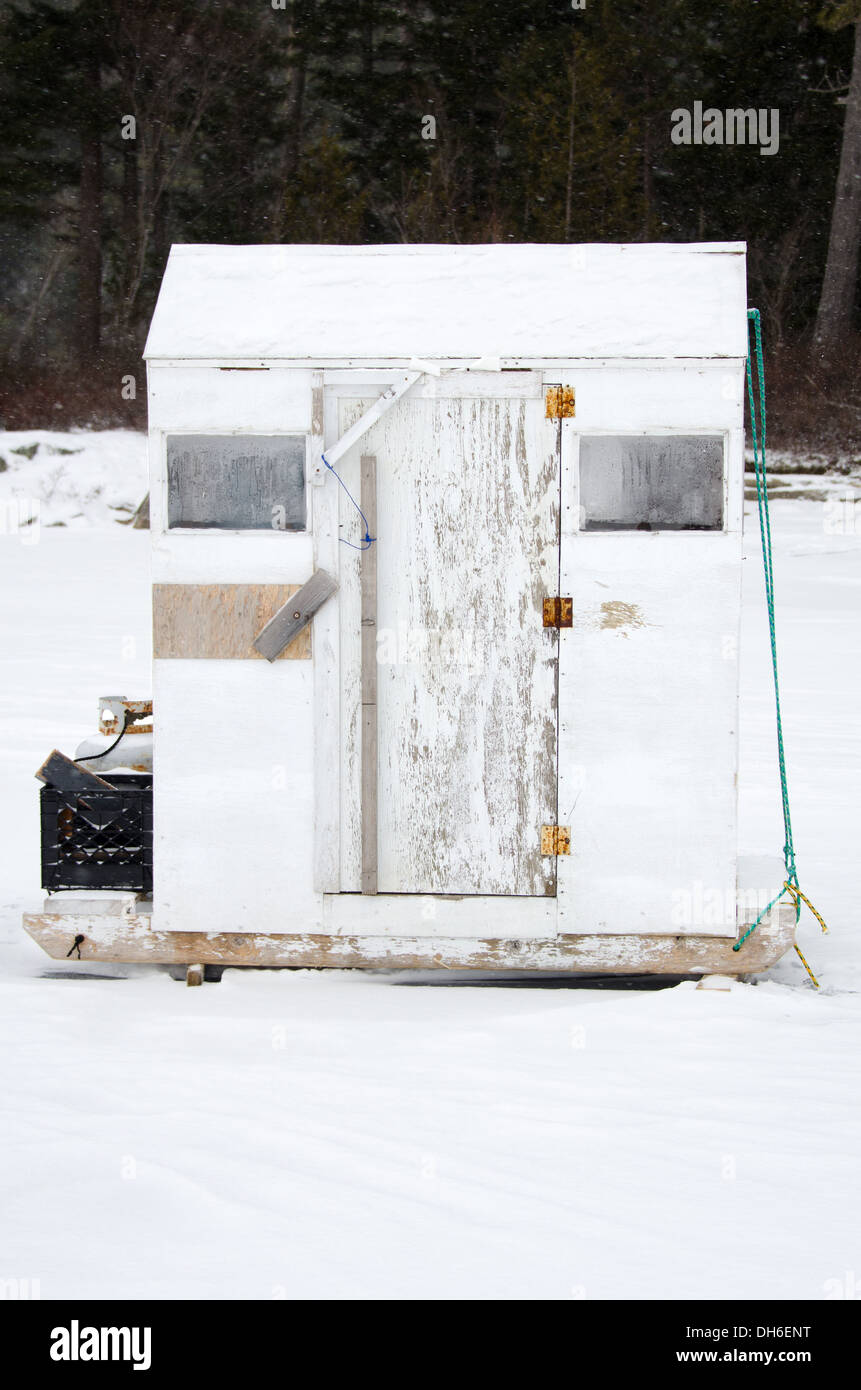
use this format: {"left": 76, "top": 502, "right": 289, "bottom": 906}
{"left": 0, "top": 0, "right": 857, "bottom": 379}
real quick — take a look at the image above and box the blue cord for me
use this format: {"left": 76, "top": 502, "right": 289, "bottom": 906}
{"left": 321, "top": 453, "right": 375, "bottom": 550}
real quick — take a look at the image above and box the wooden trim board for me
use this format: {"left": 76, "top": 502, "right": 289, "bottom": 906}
{"left": 253, "top": 569, "right": 337, "bottom": 661}
{"left": 23, "top": 905, "right": 796, "bottom": 975}
{"left": 153, "top": 583, "right": 311, "bottom": 659}
{"left": 361, "top": 454, "right": 378, "bottom": 895}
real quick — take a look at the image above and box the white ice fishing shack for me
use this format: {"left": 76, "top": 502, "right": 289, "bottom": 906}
{"left": 26, "top": 243, "right": 796, "bottom": 979}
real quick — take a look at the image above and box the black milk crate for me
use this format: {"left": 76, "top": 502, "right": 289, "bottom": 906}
{"left": 40, "top": 773, "right": 153, "bottom": 892}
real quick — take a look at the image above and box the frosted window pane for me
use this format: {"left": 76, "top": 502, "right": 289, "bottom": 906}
{"left": 167, "top": 435, "right": 306, "bottom": 530}
{"left": 580, "top": 435, "right": 723, "bottom": 531}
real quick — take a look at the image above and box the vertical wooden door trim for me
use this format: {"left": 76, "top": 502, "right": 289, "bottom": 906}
{"left": 312, "top": 402, "right": 341, "bottom": 894}
{"left": 360, "top": 454, "right": 378, "bottom": 895}
{"left": 551, "top": 401, "right": 564, "bottom": 899}
{"left": 556, "top": 421, "right": 579, "bottom": 933}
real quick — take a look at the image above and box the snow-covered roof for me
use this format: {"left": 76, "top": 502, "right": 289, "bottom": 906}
{"left": 144, "top": 242, "right": 747, "bottom": 362}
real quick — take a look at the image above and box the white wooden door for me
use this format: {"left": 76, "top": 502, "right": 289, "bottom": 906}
{"left": 335, "top": 387, "right": 561, "bottom": 897}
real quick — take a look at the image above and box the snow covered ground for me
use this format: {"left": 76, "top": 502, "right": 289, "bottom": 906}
{"left": 0, "top": 428, "right": 147, "bottom": 531}
{"left": 0, "top": 431, "right": 859, "bottom": 1300}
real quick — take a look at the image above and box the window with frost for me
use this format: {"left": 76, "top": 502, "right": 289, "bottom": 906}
{"left": 579, "top": 435, "right": 724, "bottom": 531}
{"left": 166, "top": 435, "right": 306, "bottom": 530}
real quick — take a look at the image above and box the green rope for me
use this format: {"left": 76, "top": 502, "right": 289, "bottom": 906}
{"left": 734, "top": 308, "right": 800, "bottom": 951}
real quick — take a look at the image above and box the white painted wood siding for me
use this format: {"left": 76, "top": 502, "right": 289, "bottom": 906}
{"left": 149, "top": 367, "right": 324, "bottom": 932}
{"left": 558, "top": 531, "right": 741, "bottom": 938}
{"left": 153, "top": 659, "right": 322, "bottom": 934}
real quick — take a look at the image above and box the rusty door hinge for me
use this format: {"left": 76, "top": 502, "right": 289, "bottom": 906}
{"left": 543, "top": 596, "right": 573, "bottom": 628}
{"left": 545, "top": 385, "right": 575, "bottom": 419}
{"left": 541, "top": 825, "right": 571, "bottom": 856}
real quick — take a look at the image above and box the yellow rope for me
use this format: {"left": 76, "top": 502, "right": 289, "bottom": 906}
{"left": 737, "top": 880, "right": 828, "bottom": 986}
{"left": 781, "top": 881, "right": 828, "bottom": 988}
{"left": 793, "top": 943, "right": 820, "bottom": 990}
{"left": 784, "top": 880, "right": 829, "bottom": 936}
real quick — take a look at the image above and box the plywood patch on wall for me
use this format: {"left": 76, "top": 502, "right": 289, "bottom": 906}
{"left": 153, "top": 584, "right": 311, "bottom": 659}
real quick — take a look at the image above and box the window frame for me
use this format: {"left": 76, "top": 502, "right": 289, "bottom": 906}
{"left": 162, "top": 431, "right": 310, "bottom": 536}
{"left": 574, "top": 429, "right": 730, "bottom": 536}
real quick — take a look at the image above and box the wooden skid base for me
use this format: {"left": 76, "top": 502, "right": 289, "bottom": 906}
{"left": 22, "top": 905, "right": 796, "bottom": 975}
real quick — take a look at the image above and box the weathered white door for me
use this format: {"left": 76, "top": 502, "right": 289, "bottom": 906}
{"left": 335, "top": 386, "right": 561, "bottom": 897}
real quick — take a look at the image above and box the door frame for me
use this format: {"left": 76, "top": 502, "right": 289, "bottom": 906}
{"left": 314, "top": 370, "right": 565, "bottom": 932}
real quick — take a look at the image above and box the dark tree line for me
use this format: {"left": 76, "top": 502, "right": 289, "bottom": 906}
{"left": 0, "top": 0, "right": 859, "bottom": 397}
